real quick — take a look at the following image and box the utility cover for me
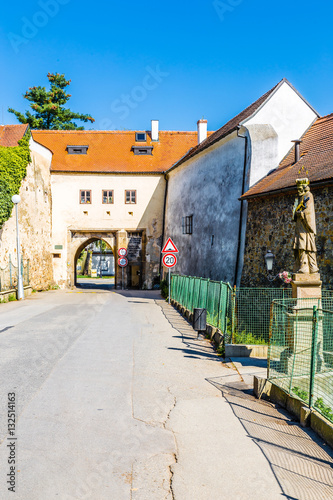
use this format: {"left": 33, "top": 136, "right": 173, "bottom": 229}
{"left": 162, "top": 238, "right": 179, "bottom": 253}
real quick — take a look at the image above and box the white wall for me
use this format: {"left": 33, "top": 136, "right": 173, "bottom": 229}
{"left": 51, "top": 173, "right": 165, "bottom": 286}
{"left": 244, "top": 81, "right": 318, "bottom": 186}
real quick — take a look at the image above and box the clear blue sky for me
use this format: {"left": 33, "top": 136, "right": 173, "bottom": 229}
{"left": 0, "top": 0, "right": 332, "bottom": 132}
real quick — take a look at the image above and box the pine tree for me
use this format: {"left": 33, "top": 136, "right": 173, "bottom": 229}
{"left": 8, "top": 73, "right": 95, "bottom": 130}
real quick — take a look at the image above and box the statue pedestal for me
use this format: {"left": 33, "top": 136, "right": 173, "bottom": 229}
{"left": 291, "top": 273, "right": 322, "bottom": 300}
{"left": 283, "top": 273, "right": 324, "bottom": 378}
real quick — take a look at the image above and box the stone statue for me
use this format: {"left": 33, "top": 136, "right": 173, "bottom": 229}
{"left": 292, "top": 178, "right": 319, "bottom": 274}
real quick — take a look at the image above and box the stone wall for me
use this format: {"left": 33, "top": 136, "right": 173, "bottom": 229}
{"left": 241, "top": 186, "right": 333, "bottom": 288}
{"left": 0, "top": 138, "right": 53, "bottom": 290}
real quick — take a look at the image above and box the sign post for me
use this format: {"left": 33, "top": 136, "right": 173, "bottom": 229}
{"left": 162, "top": 239, "right": 178, "bottom": 304}
{"left": 118, "top": 248, "right": 128, "bottom": 290}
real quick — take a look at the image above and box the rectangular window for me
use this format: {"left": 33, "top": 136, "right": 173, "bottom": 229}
{"left": 102, "top": 190, "right": 114, "bottom": 204}
{"left": 182, "top": 215, "right": 193, "bottom": 234}
{"left": 80, "top": 190, "right": 91, "bottom": 204}
{"left": 135, "top": 132, "right": 147, "bottom": 142}
{"left": 125, "top": 190, "right": 136, "bottom": 204}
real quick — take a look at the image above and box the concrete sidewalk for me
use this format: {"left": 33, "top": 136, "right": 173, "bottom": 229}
{"left": 152, "top": 300, "right": 333, "bottom": 500}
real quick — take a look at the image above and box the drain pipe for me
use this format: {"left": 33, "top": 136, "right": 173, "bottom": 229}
{"left": 234, "top": 126, "right": 248, "bottom": 287}
{"left": 159, "top": 173, "right": 169, "bottom": 277}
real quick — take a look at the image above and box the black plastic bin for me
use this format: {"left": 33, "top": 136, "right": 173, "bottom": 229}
{"left": 193, "top": 308, "right": 207, "bottom": 332}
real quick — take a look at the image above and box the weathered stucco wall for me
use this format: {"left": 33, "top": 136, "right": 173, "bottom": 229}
{"left": 241, "top": 187, "right": 333, "bottom": 288}
{"left": 165, "top": 132, "right": 245, "bottom": 283}
{"left": 0, "top": 138, "right": 53, "bottom": 290}
{"left": 51, "top": 173, "right": 165, "bottom": 288}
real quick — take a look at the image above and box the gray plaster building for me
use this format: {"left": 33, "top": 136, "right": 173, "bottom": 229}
{"left": 164, "top": 78, "right": 319, "bottom": 285}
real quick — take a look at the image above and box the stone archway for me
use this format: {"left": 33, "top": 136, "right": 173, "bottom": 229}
{"left": 68, "top": 230, "right": 117, "bottom": 288}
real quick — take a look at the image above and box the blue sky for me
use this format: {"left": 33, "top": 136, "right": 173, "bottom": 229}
{"left": 0, "top": 0, "right": 332, "bottom": 132}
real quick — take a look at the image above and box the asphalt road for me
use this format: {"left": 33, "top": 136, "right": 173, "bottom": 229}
{"left": 1, "top": 288, "right": 331, "bottom": 500}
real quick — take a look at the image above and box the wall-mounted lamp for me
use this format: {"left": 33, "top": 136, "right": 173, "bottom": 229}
{"left": 264, "top": 250, "right": 275, "bottom": 272}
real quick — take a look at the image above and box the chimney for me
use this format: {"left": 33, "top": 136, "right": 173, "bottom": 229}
{"left": 151, "top": 120, "right": 159, "bottom": 141}
{"left": 292, "top": 139, "right": 302, "bottom": 164}
{"left": 197, "top": 119, "right": 207, "bottom": 144}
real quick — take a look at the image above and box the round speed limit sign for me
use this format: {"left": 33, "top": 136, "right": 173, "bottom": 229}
{"left": 162, "top": 253, "right": 177, "bottom": 268}
{"left": 118, "top": 257, "right": 128, "bottom": 267}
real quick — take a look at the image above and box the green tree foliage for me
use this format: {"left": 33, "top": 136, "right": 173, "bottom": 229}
{"left": 0, "top": 132, "right": 31, "bottom": 228}
{"left": 8, "top": 73, "right": 95, "bottom": 130}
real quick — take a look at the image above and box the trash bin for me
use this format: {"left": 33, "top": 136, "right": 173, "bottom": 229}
{"left": 193, "top": 308, "right": 207, "bottom": 332}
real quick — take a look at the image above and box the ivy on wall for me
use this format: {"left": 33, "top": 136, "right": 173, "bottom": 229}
{"left": 0, "top": 132, "right": 31, "bottom": 229}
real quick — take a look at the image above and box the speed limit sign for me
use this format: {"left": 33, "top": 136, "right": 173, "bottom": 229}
{"left": 118, "top": 248, "right": 127, "bottom": 257}
{"left": 118, "top": 257, "right": 128, "bottom": 267}
{"left": 162, "top": 253, "right": 177, "bottom": 268}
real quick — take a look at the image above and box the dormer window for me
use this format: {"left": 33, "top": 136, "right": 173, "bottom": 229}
{"left": 67, "top": 145, "right": 89, "bottom": 154}
{"left": 132, "top": 146, "right": 153, "bottom": 155}
{"left": 135, "top": 132, "right": 147, "bottom": 142}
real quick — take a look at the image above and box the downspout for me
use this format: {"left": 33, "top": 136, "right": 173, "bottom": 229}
{"left": 234, "top": 126, "right": 248, "bottom": 286}
{"left": 159, "top": 173, "right": 169, "bottom": 277}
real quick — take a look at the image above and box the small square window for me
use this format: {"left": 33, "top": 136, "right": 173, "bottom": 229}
{"left": 125, "top": 190, "right": 136, "bottom": 204}
{"left": 135, "top": 132, "right": 147, "bottom": 142}
{"left": 80, "top": 190, "right": 91, "bottom": 204}
{"left": 182, "top": 215, "right": 193, "bottom": 234}
{"left": 102, "top": 190, "right": 114, "bottom": 204}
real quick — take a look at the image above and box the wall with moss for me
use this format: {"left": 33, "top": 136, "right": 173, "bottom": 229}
{"left": 0, "top": 138, "right": 54, "bottom": 290}
{"left": 241, "top": 187, "right": 333, "bottom": 288}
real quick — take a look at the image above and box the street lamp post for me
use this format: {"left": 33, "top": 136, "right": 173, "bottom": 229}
{"left": 11, "top": 195, "right": 24, "bottom": 300}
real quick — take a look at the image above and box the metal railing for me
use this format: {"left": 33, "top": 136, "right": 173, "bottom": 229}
{"left": 0, "top": 256, "right": 30, "bottom": 292}
{"left": 268, "top": 298, "right": 333, "bottom": 423}
{"left": 170, "top": 275, "right": 292, "bottom": 344}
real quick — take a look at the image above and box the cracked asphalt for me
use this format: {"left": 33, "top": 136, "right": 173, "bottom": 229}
{"left": 0, "top": 288, "right": 332, "bottom": 499}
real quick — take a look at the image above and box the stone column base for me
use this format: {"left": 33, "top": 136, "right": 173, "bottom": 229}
{"left": 291, "top": 273, "right": 322, "bottom": 299}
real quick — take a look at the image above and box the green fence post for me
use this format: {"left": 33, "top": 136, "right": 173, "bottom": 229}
{"left": 267, "top": 301, "right": 275, "bottom": 379}
{"left": 309, "top": 305, "right": 319, "bottom": 409}
{"left": 231, "top": 285, "right": 237, "bottom": 344}
{"left": 9, "top": 254, "right": 12, "bottom": 288}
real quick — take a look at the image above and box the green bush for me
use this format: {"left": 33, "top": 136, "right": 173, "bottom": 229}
{"left": 160, "top": 279, "right": 169, "bottom": 299}
{"left": 0, "top": 132, "right": 31, "bottom": 229}
{"left": 233, "top": 329, "right": 267, "bottom": 345}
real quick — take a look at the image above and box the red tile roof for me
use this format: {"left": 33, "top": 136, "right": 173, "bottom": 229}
{"left": 0, "top": 124, "right": 28, "bottom": 147}
{"left": 166, "top": 79, "right": 287, "bottom": 172}
{"left": 242, "top": 113, "right": 333, "bottom": 199}
{"left": 32, "top": 130, "right": 205, "bottom": 173}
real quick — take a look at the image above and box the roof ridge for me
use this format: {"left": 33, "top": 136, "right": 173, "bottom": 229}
{"left": 315, "top": 113, "right": 333, "bottom": 122}
{"left": 32, "top": 129, "right": 198, "bottom": 134}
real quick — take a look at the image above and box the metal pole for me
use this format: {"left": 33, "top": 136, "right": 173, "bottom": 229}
{"left": 122, "top": 267, "right": 124, "bottom": 290}
{"left": 309, "top": 305, "right": 319, "bottom": 409}
{"left": 168, "top": 268, "right": 171, "bottom": 304}
{"left": 15, "top": 203, "right": 24, "bottom": 300}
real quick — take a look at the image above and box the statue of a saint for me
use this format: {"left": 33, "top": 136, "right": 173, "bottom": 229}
{"left": 292, "top": 178, "right": 319, "bottom": 274}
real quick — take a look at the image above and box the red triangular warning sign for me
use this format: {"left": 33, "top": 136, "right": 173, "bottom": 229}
{"left": 162, "top": 238, "right": 179, "bottom": 253}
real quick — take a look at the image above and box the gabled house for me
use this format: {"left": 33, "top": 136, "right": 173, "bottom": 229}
{"left": 164, "top": 78, "right": 319, "bottom": 285}
{"left": 241, "top": 113, "right": 333, "bottom": 287}
{"left": 32, "top": 121, "right": 201, "bottom": 288}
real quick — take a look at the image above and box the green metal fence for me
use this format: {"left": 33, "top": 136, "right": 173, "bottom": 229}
{"left": 0, "top": 256, "right": 30, "bottom": 292}
{"left": 170, "top": 275, "right": 292, "bottom": 344}
{"left": 268, "top": 298, "right": 333, "bottom": 423}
